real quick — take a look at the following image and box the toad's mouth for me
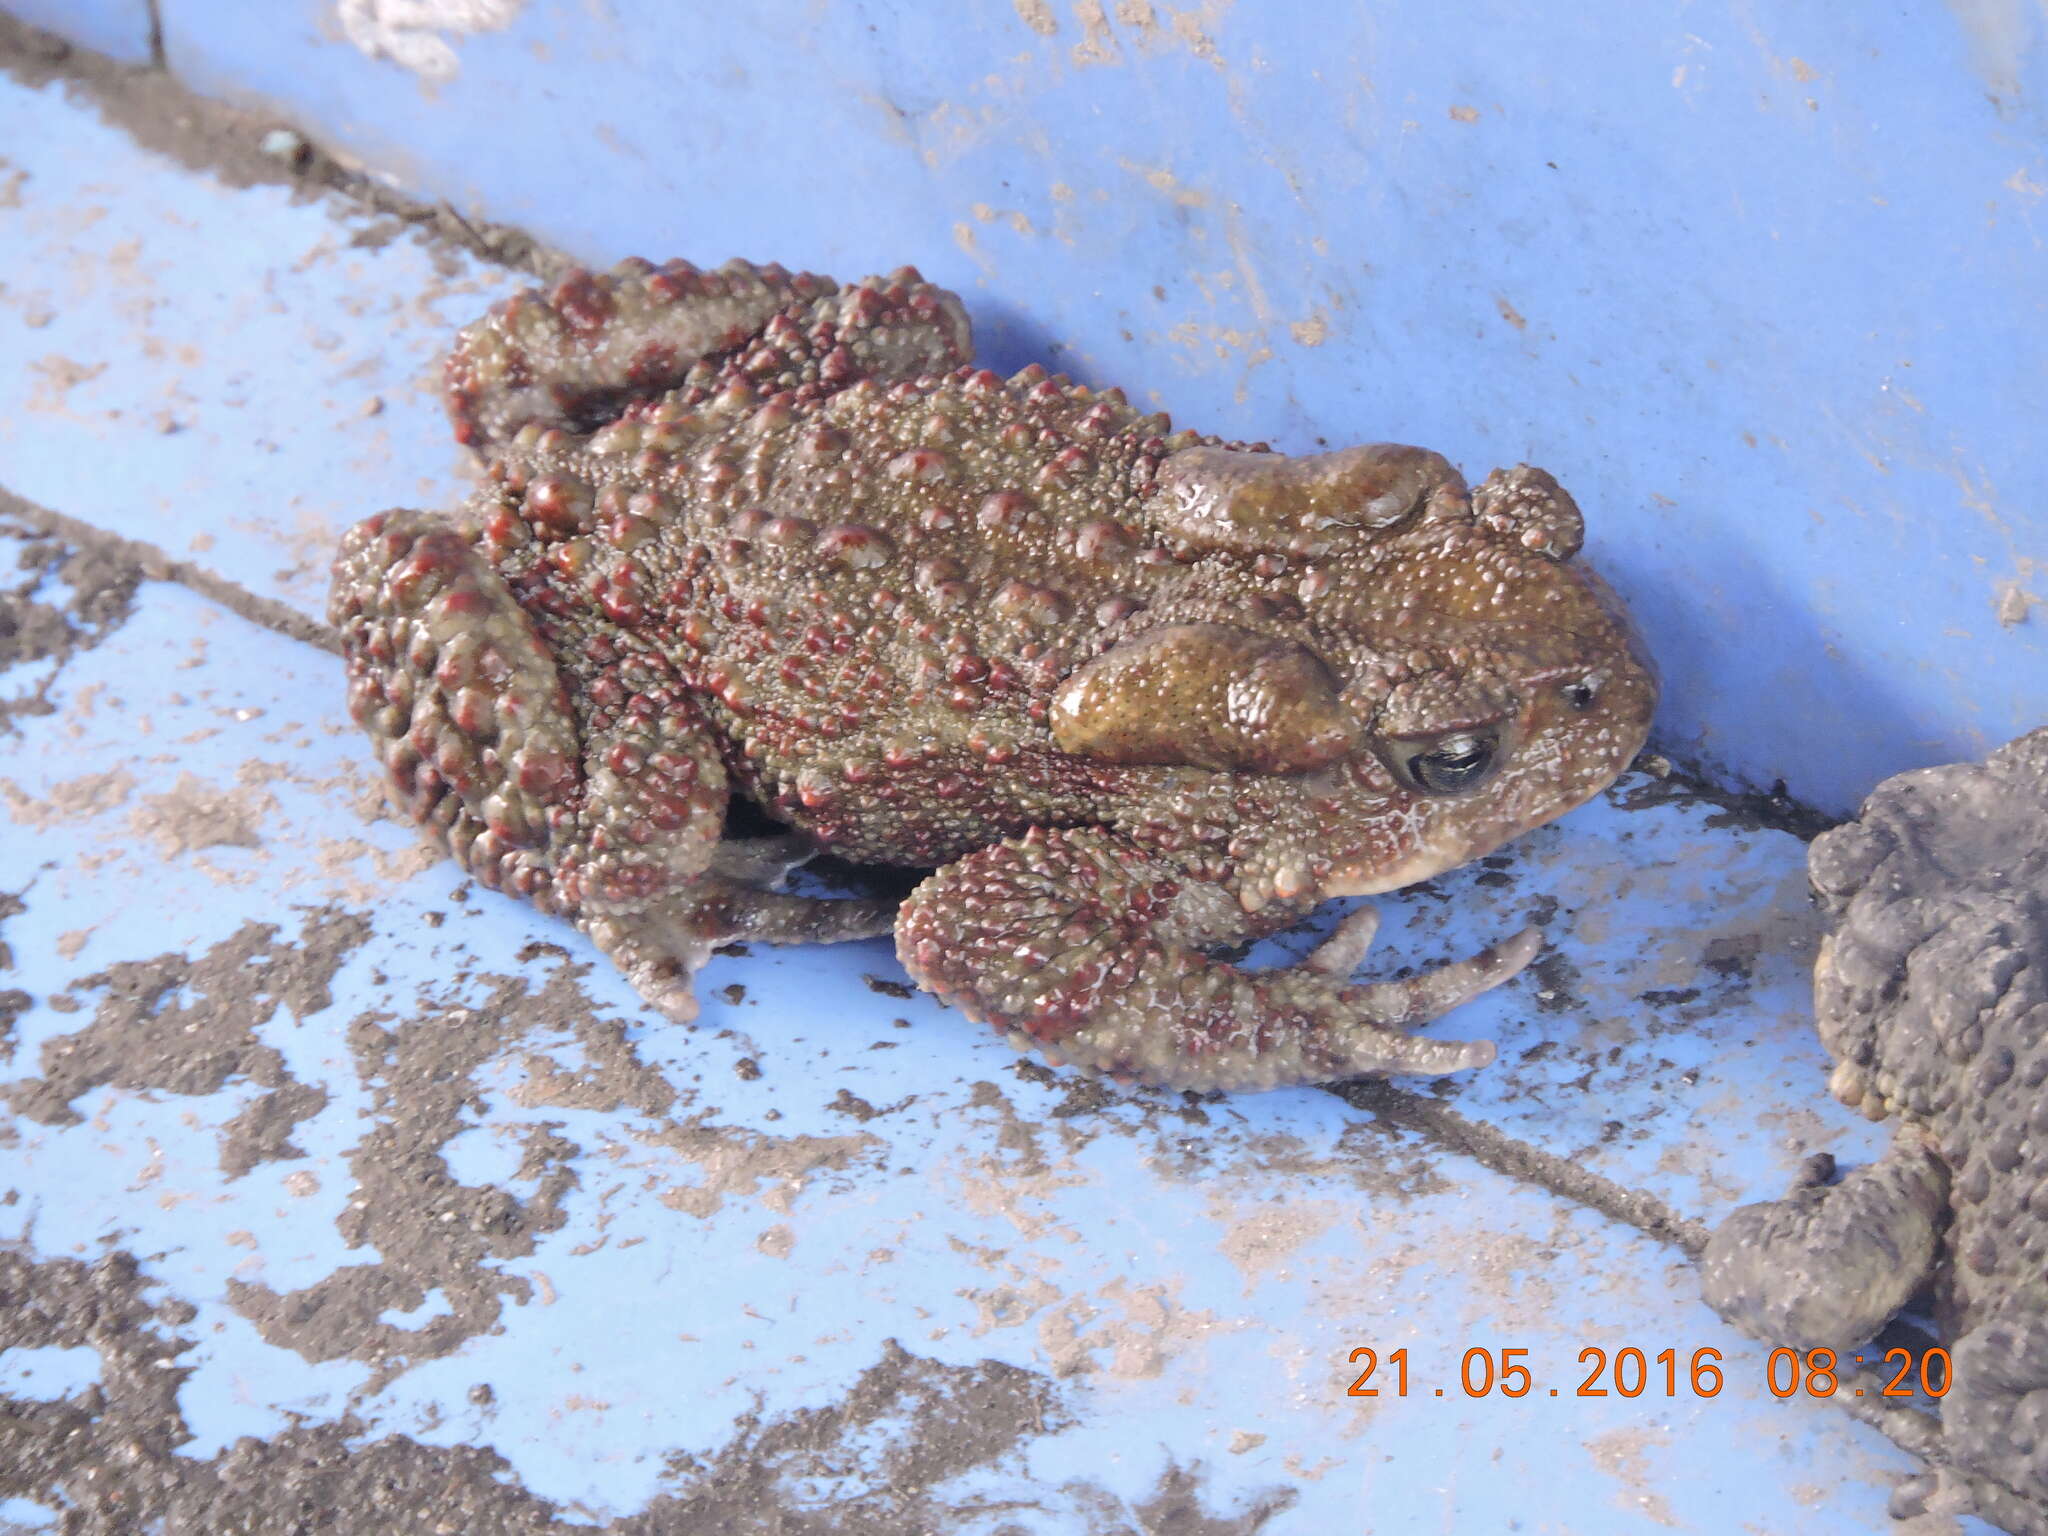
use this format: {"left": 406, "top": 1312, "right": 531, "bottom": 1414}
{"left": 1321, "top": 846, "right": 1468, "bottom": 898}
{"left": 1320, "top": 769, "right": 1625, "bottom": 899}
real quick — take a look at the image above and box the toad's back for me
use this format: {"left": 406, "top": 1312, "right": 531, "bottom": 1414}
{"left": 456, "top": 352, "right": 1249, "bottom": 860}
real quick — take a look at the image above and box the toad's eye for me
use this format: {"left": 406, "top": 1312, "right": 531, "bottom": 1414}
{"left": 1387, "top": 730, "right": 1501, "bottom": 796}
{"left": 1562, "top": 678, "right": 1598, "bottom": 712}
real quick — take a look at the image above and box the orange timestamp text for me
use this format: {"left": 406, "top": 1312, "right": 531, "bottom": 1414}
{"left": 1344, "top": 1345, "right": 1952, "bottom": 1400}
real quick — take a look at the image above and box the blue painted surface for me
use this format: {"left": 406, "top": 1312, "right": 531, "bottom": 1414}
{"left": 0, "top": 1345, "right": 104, "bottom": 1400}
{"left": 0, "top": 1496, "right": 60, "bottom": 1532}
{"left": 0, "top": 574, "right": 1930, "bottom": 1527}
{"left": 7, "top": 0, "right": 154, "bottom": 64}
{"left": 151, "top": 0, "right": 2048, "bottom": 817}
{"left": 0, "top": 35, "right": 2017, "bottom": 1536}
{"left": 0, "top": 69, "right": 514, "bottom": 614}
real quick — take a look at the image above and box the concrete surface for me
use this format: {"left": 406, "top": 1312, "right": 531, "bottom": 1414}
{"left": 134, "top": 0, "right": 2048, "bottom": 820}
{"left": 2, "top": 0, "right": 149, "bottom": 67}
{"left": 0, "top": 16, "right": 2021, "bottom": 1536}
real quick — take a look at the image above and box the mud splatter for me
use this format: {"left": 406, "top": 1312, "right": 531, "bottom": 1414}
{"left": 0, "top": 1242, "right": 1288, "bottom": 1534}
{"left": 197, "top": 935, "right": 902, "bottom": 1386}
{"left": 1011, "top": 0, "right": 1060, "bottom": 36}
{"left": 0, "top": 991, "right": 24, "bottom": 1063}
{"left": 496, "top": 964, "right": 681, "bottom": 1118}
{"left": 0, "top": 767, "right": 137, "bottom": 832}
{"left": 637, "top": 1348, "right": 1282, "bottom": 1534}
{"left": 0, "top": 1248, "right": 202, "bottom": 1528}
{"left": 0, "top": 509, "right": 140, "bottom": 733}
{"left": 645, "top": 1117, "right": 881, "bottom": 1220}
{"left": 0, "top": 888, "right": 24, "bottom": 1061}
{"left": 128, "top": 770, "right": 270, "bottom": 856}
{"left": 1583, "top": 1425, "right": 1681, "bottom": 1528}
{"left": 1118, "top": 1462, "right": 1299, "bottom": 1534}
{"left": 2, "top": 911, "right": 364, "bottom": 1191}
{"left": 1039, "top": 1275, "right": 1242, "bottom": 1380}
{"left": 227, "top": 976, "right": 584, "bottom": 1390}
{"left": 0, "top": 889, "right": 20, "bottom": 972}
{"left": 216, "top": 1080, "right": 331, "bottom": 1179}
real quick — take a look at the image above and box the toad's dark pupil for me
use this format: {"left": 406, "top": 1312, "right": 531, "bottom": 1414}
{"left": 1563, "top": 680, "right": 1597, "bottom": 712}
{"left": 1414, "top": 737, "right": 1494, "bottom": 793}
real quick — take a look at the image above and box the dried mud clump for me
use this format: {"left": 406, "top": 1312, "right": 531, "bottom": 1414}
{"left": 0, "top": 506, "right": 140, "bottom": 731}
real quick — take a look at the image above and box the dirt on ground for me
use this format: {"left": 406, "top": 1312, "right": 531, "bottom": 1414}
{"left": 0, "top": 9, "right": 556, "bottom": 281}
{"left": 0, "top": 902, "right": 1299, "bottom": 1533}
{"left": 0, "top": 503, "right": 141, "bottom": 733}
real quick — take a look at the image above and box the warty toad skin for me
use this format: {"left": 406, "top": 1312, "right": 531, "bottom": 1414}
{"left": 1700, "top": 728, "right": 2048, "bottom": 1531}
{"left": 330, "top": 258, "right": 1657, "bottom": 1092}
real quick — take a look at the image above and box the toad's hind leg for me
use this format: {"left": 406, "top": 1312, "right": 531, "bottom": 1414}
{"left": 444, "top": 257, "right": 973, "bottom": 450}
{"left": 445, "top": 258, "right": 832, "bottom": 449}
{"left": 587, "top": 879, "right": 898, "bottom": 1020}
{"left": 330, "top": 509, "right": 895, "bottom": 1021}
{"left": 331, "top": 509, "right": 589, "bottom": 896}
{"left": 1901, "top": 1311, "right": 2048, "bottom": 1525}
{"left": 897, "top": 825, "right": 1533, "bottom": 1093}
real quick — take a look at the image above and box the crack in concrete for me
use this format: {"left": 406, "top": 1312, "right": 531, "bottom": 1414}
{"left": 1329, "top": 1077, "right": 1715, "bottom": 1258}
{"left": 0, "top": 497, "right": 143, "bottom": 733}
{"left": 0, "top": 8, "right": 564, "bottom": 282}
{"left": 0, "top": 485, "right": 338, "bottom": 654}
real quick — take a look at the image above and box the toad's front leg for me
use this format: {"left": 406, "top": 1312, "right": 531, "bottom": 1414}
{"left": 896, "top": 825, "right": 1537, "bottom": 1092}
{"left": 1698, "top": 1131, "right": 1948, "bottom": 1352}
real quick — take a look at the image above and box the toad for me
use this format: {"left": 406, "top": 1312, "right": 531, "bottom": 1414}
{"left": 330, "top": 258, "right": 1656, "bottom": 1091}
{"left": 1700, "top": 727, "right": 2048, "bottom": 1529}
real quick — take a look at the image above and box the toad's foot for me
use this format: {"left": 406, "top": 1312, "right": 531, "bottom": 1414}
{"left": 896, "top": 825, "right": 1533, "bottom": 1092}
{"left": 708, "top": 832, "right": 823, "bottom": 886}
{"left": 1897, "top": 1311, "right": 2048, "bottom": 1531}
{"left": 586, "top": 880, "right": 900, "bottom": 1023}
{"left": 1698, "top": 1129, "right": 1948, "bottom": 1351}
{"left": 1304, "top": 906, "right": 1381, "bottom": 976}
